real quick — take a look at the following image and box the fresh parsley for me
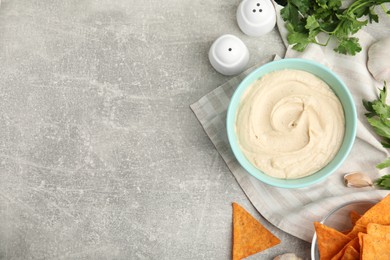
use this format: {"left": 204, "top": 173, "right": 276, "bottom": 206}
{"left": 363, "top": 82, "right": 390, "bottom": 170}
{"left": 279, "top": 0, "right": 390, "bottom": 55}
{"left": 363, "top": 83, "right": 390, "bottom": 189}
{"left": 375, "top": 174, "right": 390, "bottom": 189}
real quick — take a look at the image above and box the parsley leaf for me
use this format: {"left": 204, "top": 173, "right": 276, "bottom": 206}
{"left": 367, "top": 117, "right": 390, "bottom": 139}
{"left": 363, "top": 82, "right": 390, "bottom": 170}
{"left": 334, "top": 37, "right": 362, "bottom": 55}
{"left": 375, "top": 174, "right": 390, "bottom": 188}
{"left": 287, "top": 32, "right": 311, "bottom": 51}
{"left": 280, "top": 0, "right": 390, "bottom": 55}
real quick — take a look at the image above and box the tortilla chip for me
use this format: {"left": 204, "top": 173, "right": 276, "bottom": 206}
{"left": 346, "top": 223, "right": 366, "bottom": 239}
{"left": 340, "top": 246, "right": 359, "bottom": 260}
{"left": 355, "top": 194, "right": 390, "bottom": 227}
{"left": 358, "top": 232, "right": 364, "bottom": 260}
{"left": 361, "top": 232, "right": 390, "bottom": 259}
{"left": 366, "top": 223, "right": 390, "bottom": 238}
{"left": 232, "top": 203, "right": 280, "bottom": 260}
{"left": 331, "top": 237, "right": 359, "bottom": 260}
{"left": 349, "top": 210, "right": 361, "bottom": 226}
{"left": 314, "top": 222, "right": 351, "bottom": 260}
{"left": 339, "top": 211, "right": 362, "bottom": 236}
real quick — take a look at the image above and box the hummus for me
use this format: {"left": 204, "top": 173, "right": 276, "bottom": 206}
{"left": 236, "top": 69, "right": 345, "bottom": 179}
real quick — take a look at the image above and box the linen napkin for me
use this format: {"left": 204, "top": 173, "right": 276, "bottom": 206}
{"left": 190, "top": 4, "right": 390, "bottom": 242}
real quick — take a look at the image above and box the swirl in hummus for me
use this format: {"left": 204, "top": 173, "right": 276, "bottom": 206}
{"left": 236, "top": 69, "right": 345, "bottom": 179}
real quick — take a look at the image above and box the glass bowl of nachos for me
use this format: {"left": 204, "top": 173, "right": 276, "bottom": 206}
{"left": 311, "top": 197, "right": 390, "bottom": 260}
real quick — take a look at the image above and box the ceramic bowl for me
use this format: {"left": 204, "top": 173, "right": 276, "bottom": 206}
{"left": 226, "top": 58, "right": 357, "bottom": 188}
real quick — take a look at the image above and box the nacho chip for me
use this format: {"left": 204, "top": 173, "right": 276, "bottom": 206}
{"left": 347, "top": 223, "right": 366, "bottom": 239}
{"left": 355, "top": 194, "right": 390, "bottom": 227}
{"left": 363, "top": 223, "right": 390, "bottom": 258}
{"left": 361, "top": 232, "right": 390, "bottom": 259}
{"left": 349, "top": 210, "right": 361, "bottom": 226}
{"left": 314, "top": 222, "right": 351, "bottom": 260}
{"left": 358, "top": 232, "right": 364, "bottom": 260}
{"left": 339, "top": 211, "right": 362, "bottom": 235}
{"left": 339, "top": 211, "right": 360, "bottom": 235}
{"left": 367, "top": 222, "right": 390, "bottom": 238}
{"left": 331, "top": 237, "right": 359, "bottom": 260}
{"left": 232, "top": 203, "right": 280, "bottom": 260}
{"left": 340, "top": 246, "right": 359, "bottom": 260}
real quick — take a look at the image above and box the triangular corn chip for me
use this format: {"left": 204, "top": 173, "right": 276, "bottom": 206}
{"left": 367, "top": 222, "right": 390, "bottom": 236}
{"left": 232, "top": 203, "right": 280, "bottom": 260}
{"left": 347, "top": 223, "right": 366, "bottom": 239}
{"left": 314, "top": 222, "right": 351, "bottom": 260}
{"left": 355, "top": 194, "right": 390, "bottom": 226}
{"left": 349, "top": 210, "right": 361, "bottom": 226}
{"left": 340, "top": 245, "right": 359, "bottom": 260}
{"left": 361, "top": 231, "right": 390, "bottom": 259}
{"left": 331, "top": 237, "right": 359, "bottom": 260}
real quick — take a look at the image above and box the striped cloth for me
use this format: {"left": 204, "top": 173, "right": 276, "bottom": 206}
{"left": 190, "top": 4, "right": 390, "bottom": 242}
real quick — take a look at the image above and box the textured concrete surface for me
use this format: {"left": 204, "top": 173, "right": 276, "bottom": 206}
{"left": 0, "top": 0, "right": 312, "bottom": 259}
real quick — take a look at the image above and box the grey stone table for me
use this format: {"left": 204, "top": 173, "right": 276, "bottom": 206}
{"left": 0, "top": 1, "right": 388, "bottom": 259}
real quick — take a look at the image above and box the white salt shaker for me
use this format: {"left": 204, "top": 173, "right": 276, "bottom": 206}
{"left": 208, "top": 34, "right": 249, "bottom": 76}
{"left": 237, "top": 0, "right": 276, "bottom": 37}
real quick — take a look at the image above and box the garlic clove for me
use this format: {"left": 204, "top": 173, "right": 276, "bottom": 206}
{"left": 274, "top": 253, "right": 302, "bottom": 260}
{"left": 344, "top": 172, "right": 373, "bottom": 188}
{"left": 367, "top": 37, "right": 390, "bottom": 83}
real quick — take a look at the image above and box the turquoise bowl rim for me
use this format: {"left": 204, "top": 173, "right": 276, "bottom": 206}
{"left": 226, "top": 58, "right": 357, "bottom": 189}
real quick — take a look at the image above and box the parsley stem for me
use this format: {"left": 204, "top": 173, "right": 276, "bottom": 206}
{"left": 314, "top": 35, "right": 332, "bottom": 47}
{"left": 380, "top": 3, "right": 390, "bottom": 18}
{"left": 348, "top": 1, "right": 372, "bottom": 15}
